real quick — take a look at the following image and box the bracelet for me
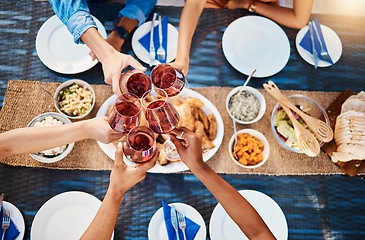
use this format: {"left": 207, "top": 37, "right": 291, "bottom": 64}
{"left": 248, "top": 1, "right": 257, "bottom": 13}
{"left": 113, "top": 26, "right": 129, "bottom": 40}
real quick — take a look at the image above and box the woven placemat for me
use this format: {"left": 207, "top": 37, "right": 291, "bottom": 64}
{"left": 0, "top": 80, "right": 351, "bottom": 175}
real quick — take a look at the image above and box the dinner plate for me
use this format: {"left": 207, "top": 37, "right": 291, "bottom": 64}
{"left": 31, "top": 191, "right": 113, "bottom": 240}
{"left": 209, "top": 190, "right": 288, "bottom": 240}
{"left": 131, "top": 20, "right": 178, "bottom": 65}
{"left": 296, "top": 24, "right": 342, "bottom": 67}
{"left": 2, "top": 201, "right": 25, "bottom": 240}
{"left": 36, "top": 15, "right": 107, "bottom": 74}
{"left": 96, "top": 88, "right": 224, "bottom": 173}
{"left": 148, "top": 202, "right": 206, "bottom": 240}
{"left": 222, "top": 16, "right": 290, "bottom": 78}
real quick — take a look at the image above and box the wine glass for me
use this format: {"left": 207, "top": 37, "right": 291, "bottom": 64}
{"left": 151, "top": 63, "right": 185, "bottom": 97}
{"left": 123, "top": 125, "right": 157, "bottom": 163}
{"left": 120, "top": 69, "right": 152, "bottom": 98}
{"left": 108, "top": 93, "right": 141, "bottom": 134}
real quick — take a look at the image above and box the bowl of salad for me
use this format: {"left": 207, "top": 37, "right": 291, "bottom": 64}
{"left": 271, "top": 94, "right": 330, "bottom": 153}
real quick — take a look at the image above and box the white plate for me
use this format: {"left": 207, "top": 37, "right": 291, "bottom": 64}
{"left": 36, "top": 15, "right": 107, "bottom": 74}
{"left": 222, "top": 16, "right": 290, "bottom": 78}
{"left": 2, "top": 201, "right": 25, "bottom": 240}
{"left": 148, "top": 203, "right": 206, "bottom": 240}
{"left": 296, "top": 24, "right": 342, "bottom": 67}
{"left": 31, "top": 191, "right": 113, "bottom": 240}
{"left": 96, "top": 88, "right": 224, "bottom": 173}
{"left": 209, "top": 190, "right": 288, "bottom": 240}
{"left": 131, "top": 20, "right": 178, "bottom": 65}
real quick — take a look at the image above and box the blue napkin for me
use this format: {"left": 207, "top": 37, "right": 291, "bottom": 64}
{"left": 299, "top": 18, "right": 333, "bottom": 64}
{"left": 0, "top": 207, "right": 20, "bottom": 240}
{"left": 162, "top": 201, "right": 200, "bottom": 240}
{"left": 138, "top": 16, "right": 168, "bottom": 63}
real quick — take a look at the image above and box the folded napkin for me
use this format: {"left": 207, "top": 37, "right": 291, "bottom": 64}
{"left": 162, "top": 201, "right": 200, "bottom": 240}
{"left": 299, "top": 18, "right": 333, "bottom": 64}
{"left": 0, "top": 207, "right": 20, "bottom": 240}
{"left": 138, "top": 16, "right": 168, "bottom": 63}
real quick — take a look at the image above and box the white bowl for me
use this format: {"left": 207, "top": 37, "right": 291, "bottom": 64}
{"left": 27, "top": 112, "right": 75, "bottom": 163}
{"left": 226, "top": 86, "right": 266, "bottom": 124}
{"left": 54, "top": 79, "right": 95, "bottom": 119}
{"left": 228, "top": 129, "right": 270, "bottom": 169}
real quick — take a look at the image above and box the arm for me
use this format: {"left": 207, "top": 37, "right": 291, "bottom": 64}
{"left": 226, "top": 0, "right": 314, "bottom": 29}
{"left": 169, "top": 128, "right": 276, "bottom": 240}
{"left": 81, "top": 144, "right": 158, "bottom": 240}
{"left": 170, "top": 0, "right": 207, "bottom": 75}
{"left": 0, "top": 117, "right": 123, "bottom": 160}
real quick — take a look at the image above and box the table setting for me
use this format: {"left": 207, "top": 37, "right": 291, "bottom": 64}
{"left": 1, "top": 1, "right": 365, "bottom": 239}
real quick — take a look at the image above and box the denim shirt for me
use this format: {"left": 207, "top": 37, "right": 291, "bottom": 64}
{"left": 49, "top": 0, "right": 157, "bottom": 44}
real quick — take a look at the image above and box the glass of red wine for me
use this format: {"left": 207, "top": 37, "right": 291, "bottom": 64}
{"left": 122, "top": 125, "right": 157, "bottom": 163}
{"left": 120, "top": 69, "right": 152, "bottom": 98}
{"left": 108, "top": 93, "right": 141, "bottom": 134}
{"left": 151, "top": 64, "right": 185, "bottom": 97}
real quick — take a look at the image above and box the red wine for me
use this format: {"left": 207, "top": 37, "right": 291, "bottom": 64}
{"left": 109, "top": 101, "right": 140, "bottom": 133}
{"left": 124, "top": 127, "right": 156, "bottom": 163}
{"left": 126, "top": 73, "right": 151, "bottom": 98}
{"left": 151, "top": 64, "right": 185, "bottom": 97}
{"left": 145, "top": 100, "right": 179, "bottom": 134}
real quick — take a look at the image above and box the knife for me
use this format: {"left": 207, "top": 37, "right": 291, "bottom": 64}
{"left": 308, "top": 21, "right": 319, "bottom": 69}
{"left": 170, "top": 206, "right": 180, "bottom": 240}
{"left": 149, "top": 13, "right": 157, "bottom": 67}
{"left": 0, "top": 193, "right": 4, "bottom": 210}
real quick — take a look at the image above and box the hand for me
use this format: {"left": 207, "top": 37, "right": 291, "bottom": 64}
{"left": 170, "top": 58, "right": 189, "bottom": 76}
{"left": 109, "top": 143, "right": 159, "bottom": 195}
{"left": 168, "top": 127, "right": 204, "bottom": 170}
{"left": 86, "top": 117, "right": 124, "bottom": 144}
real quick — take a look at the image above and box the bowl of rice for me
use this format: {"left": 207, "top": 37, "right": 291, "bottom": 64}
{"left": 54, "top": 79, "right": 95, "bottom": 119}
{"left": 27, "top": 112, "right": 74, "bottom": 163}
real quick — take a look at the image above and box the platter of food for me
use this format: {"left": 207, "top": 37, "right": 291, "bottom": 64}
{"left": 96, "top": 88, "right": 224, "bottom": 173}
{"left": 322, "top": 90, "right": 365, "bottom": 176}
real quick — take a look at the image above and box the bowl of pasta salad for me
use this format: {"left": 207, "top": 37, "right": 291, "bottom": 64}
{"left": 54, "top": 79, "right": 95, "bottom": 119}
{"left": 27, "top": 112, "right": 75, "bottom": 163}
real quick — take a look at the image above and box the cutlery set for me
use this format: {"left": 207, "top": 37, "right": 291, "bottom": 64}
{"left": 149, "top": 13, "right": 166, "bottom": 67}
{"left": 170, "top": 206, "right": 187, "bottom": 240}
{"left": 308, "top": 20, "right": 331, "bottom": 68}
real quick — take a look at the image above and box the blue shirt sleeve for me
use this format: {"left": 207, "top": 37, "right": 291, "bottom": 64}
{"left": 49, "top": 0, "right": 98, "bottom": 44}
{"left": 119, "top": 0, "right": 157, "bottom": 26}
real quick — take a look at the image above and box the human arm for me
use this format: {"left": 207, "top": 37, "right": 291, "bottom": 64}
{"left": 169, "top": 128, "right": 276, "bottom": 240}
{"left": 80, "top": 143, "right": 158, "bottom": 240}
{"left": 170, "top": 0, "right": 207, "bottom": 75}
{"left": 226, "top": 0, "right": 314, "bottom": 29}
{"left": 0, "top": 117, "right": 123, "bottom": 160}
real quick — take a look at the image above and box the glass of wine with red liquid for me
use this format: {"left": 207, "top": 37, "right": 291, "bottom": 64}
{"left": 120, "top": 70, "right": 152, "bottom": 98}
{"left": 151, "top": 64, "right": 186, "bottom": 97}
{"left": 123, "top": 125, "right": 157, "bottom": 163}
{"left": 108, "top": 93, "right": 141, "bottom": 134}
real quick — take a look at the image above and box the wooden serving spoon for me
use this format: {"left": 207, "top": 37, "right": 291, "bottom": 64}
{"left": 264, "top": 81, "right": 333, "bottom": 143}
{"left": 280, "top": 104, "right": 321, "bottom": 157}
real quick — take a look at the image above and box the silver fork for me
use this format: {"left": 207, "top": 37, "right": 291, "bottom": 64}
{"left": 312, "top": 20, "right": 331, "bottom": 63}
{"left": 156, "top": 15, "right": 166, "bottom": 63}
{"left": 1, "top": 210, "right": 10, "bottom": 240}
{"left": 176, "top": 211, "right": 187, "bottom": 240}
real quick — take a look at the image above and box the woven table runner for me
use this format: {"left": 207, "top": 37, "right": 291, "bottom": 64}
{"left": 0, "top": 80, "right": 351, "bottom": 175}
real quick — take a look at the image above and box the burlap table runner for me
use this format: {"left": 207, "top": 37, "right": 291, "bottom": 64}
{"left": 0, "top": 80, "right": 348, "bottom": 175}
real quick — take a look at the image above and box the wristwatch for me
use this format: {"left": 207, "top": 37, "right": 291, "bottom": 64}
{"left": 113, "top": 26, "right": 129, "bottom": 40}
{"left": 248, "top": 1, "right": 257, "bottom": 13}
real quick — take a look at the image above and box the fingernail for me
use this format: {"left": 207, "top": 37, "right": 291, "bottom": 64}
{"left": 117, "top": 142, "right": 122, "bottom": 149}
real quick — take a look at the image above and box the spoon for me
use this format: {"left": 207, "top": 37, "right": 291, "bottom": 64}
{"left": 263, "top": 81, "right": 333, "bottom": 142}
{"left": 280, "top": 104, "right": 320, "bottom": 157}
{"left": 238, "top": 69, "right": 256, "bottom": 95}
{"left": 231, "top": 112, "right": 238, "bottom": 160}
{"left": 36, "top": 82, "right": 62, "bottom": 109}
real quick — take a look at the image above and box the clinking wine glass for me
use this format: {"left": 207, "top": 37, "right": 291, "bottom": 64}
{"left": 151, "top": 63, "right": 186, "bottom": 97}
{"left": 120, "top": 69, "right": 152, "bottom": 98}
{"left": 123, "top": 125, "right": 157, "bottom": 163}
{"left": 108, "top": 93, "right": 141, "bottom": 134}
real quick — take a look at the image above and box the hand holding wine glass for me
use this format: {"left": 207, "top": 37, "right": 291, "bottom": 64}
{"left": 119, "top": 69, "right": 152, "bottom": 98}
{"left": 151, "top": 63, "right": 186, "bottom": 97}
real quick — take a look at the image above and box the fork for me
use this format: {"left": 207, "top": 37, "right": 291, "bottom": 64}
{"left": 156, "top": 15, "right": 166, "bottom": 63}
{"left": 176, "top": 211, "right": 187, "bottom": 240}
{"left": 1, "top": 210, "right": 10, "bottom": 240}
{"left": 311, "top": 20, "right": 331, "bottom": 63}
